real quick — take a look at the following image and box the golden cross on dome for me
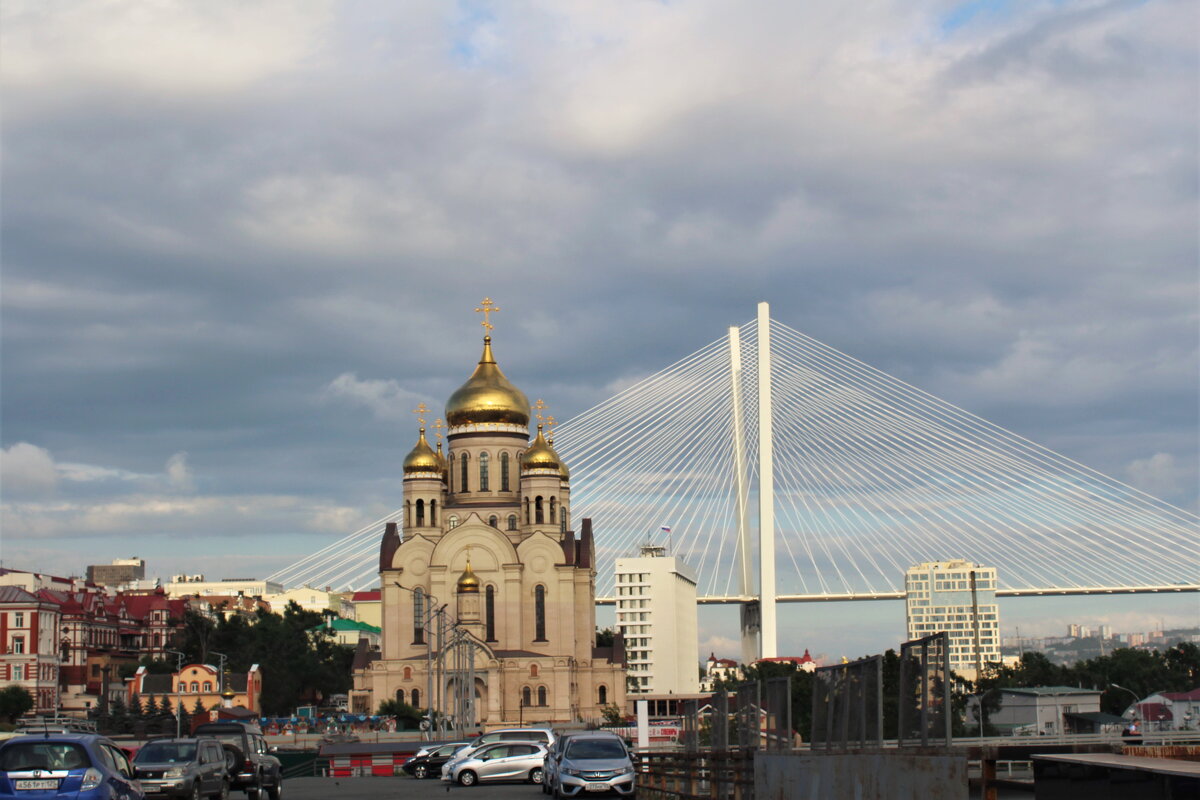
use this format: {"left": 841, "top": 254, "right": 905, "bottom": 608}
{"left": 432, "top": 418, "right": 445, "bottom": 441}
{"left": 412, "top": 403, "right": 430, "bottom": 428}
{"left": 532, "top": 398, "right": 548, "bottom": 425}
{"left": 475, "top": 297, "right": 500, "bottom": 334}
{"left": 545, "top": 415, "right": 558, "bottom": 441}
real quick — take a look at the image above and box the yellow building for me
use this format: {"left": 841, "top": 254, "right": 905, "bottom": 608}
{"left": 352, "top": 303, "right": 626, "bottom": 725}
{"left": 127, "top": 663, "right": 262, "bottom": 717}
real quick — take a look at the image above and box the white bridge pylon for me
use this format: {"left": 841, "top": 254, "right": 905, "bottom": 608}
{"left": 270, "top": 303, "right": 1200, "bottom": 658}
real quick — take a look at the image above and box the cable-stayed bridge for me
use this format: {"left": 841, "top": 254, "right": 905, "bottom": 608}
{"left": 272, "top": 303, "right": 1199, "bottom": 654}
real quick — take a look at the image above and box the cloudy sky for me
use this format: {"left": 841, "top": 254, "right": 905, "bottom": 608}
{"left": 2, "top": 0, "right": 1197, "bottom": 659}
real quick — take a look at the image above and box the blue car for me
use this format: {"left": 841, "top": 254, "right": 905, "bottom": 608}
{"left": 0, "top": 733, "right": 144, "bottom": 799}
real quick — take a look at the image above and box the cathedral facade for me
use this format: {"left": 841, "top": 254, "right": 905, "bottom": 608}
{"left": 351, "top": 311, "right": 626, "bottom": 727}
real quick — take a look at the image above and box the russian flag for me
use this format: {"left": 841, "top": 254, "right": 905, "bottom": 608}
{"left": 660, "top": 526, "right": 671, "bottom": 533}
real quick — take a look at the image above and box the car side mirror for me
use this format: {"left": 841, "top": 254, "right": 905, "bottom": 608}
{"left": 269, "top": 746, "right": 278, "bottom": 753}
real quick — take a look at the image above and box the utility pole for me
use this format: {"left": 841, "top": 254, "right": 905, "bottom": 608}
{"left": 166, "top": 649, "right": 185, "bottom": 737}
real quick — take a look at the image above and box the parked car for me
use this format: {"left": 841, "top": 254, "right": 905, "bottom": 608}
{"left": 443, "top": 742, "right": 547, "bottom": 787}
{"left": 191, "top": 723, "right": 281, "bottom": 800}
{"left": 541, "top": 732, "right": 583, "bottom": 795}
{"left": 401, "top": 742, "right": 469, "bottom": 780}
{"left": 133, "top": 737, "right": 229, "bottom": 799}
{"left": 0, "top": 732, "right": 145, "bottom": 799}
{"left": 440, "top": 726, "right": 556, "bottom": 780}
{"left": 551, "top": 732, "right": 635, "bottom": 798}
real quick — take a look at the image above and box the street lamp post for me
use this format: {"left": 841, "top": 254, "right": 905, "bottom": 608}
{"left": 394, "top": 583, "right": 447, "bottom": 740}
{"left": 166, "top": 649, "right": 186, "bottom": 737}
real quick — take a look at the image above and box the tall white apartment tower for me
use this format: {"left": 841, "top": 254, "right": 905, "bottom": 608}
{"left": 904, "top": 560, "right": 1001, "bottom": 679}
{"left": 614, "top": 545, "right": 700, "bottom": 695}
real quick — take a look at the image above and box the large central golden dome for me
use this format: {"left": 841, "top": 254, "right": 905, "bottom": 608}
{"left": 445, "top": 336, "right": 531, "bottom": 427}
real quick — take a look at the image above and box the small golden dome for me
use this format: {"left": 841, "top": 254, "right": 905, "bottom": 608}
{"left": 456, "top": 557, "right": 480, "bottom": 594}
{"left": 547, "top": 434, "right": 570, "bottom": 481}
{"left": 402, "top": 429, "right": 440, "bottom": 474}
{"left": 520, "top": 425, "right": 563, "bottom": 473}
{"left": 445, "top": 337, "right": 530, "bottom": 427}
{"left": 436, "top": 441, "right": 449, "bottom": 475}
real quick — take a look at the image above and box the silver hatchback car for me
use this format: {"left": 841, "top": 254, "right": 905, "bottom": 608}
{"left": 444, "top": 741, "right": 548, "bottom": 786}
{"left": 552, "top": 732, "right": 635, "bottom": 798}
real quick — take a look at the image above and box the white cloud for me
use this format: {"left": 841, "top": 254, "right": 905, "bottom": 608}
{"left": 699, "top": 634, "right": 740, "bottom": 661}
{"left": 322, "top": 372, "right": 430, "bottom": 423}
{"left": 165, "top": 452, "right": 195, "bottom": 492}
{"left": 1125, "top": 452, "right": 1184, "bottom": 500}
{"left": 0, "top": 442, "right": 59, "bottom": 496}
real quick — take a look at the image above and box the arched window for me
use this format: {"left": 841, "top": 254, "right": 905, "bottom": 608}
{"left": 489, "top": 515, "right": 498, "bottom": 528}
{"left": 598, "top": 685, "right": 608, "bottom": 705}
{"left": 448, "top": 515, "right": 459, "bottom": 529}
{"left": 430, "top": 499, "right": 437, "bottom": 525}
{"left": 460, "top": 453, "right": 469, "bottom": 492}
{"left": 530, "top": 664, "right": 539, "bottom": 677}
{"left": 524, "top": 498, "right": 531, "bottom": 524}
{"left": 190, "top": 682, "right": 199, "bottom": 692}
{"left": 479, "top": 452, "right": 489, "bottom": 491}
{"left": 405, "top": 500, "right": 411, "bottom": 527}
{"left": 485, "top": 586, "right": 496, "bottom": 642}
{"left": 549, "top": 497, "right": 556, "bottom": 523}
{"left": 403, "top": 666, "right": 412, "bottom": 680}
{"left": 448, "top": 454, "right": 455, "bottom": 492}
{"left": 415, "top": 498, "right": 425, "bottom": 527}
{"left": 560, "top": 515, "right": 567, "bottom": 534}
{"left": 522, "top": 686, "right": 532, "bottom": 707}
{"left": 537, "top": 686, "right": 547, "bottom": 707}
{"left": 396, "top": 689, "right": 406, "bottom": 704}
{"left": 507, "top": 514, "right": 518, "bottom": 531}
{"left": 413, "top": 588, "right": 425, "bottom": 644}
{"left": 534, "top": 585, "right": 546, "bottom": 641}
{"left": 535, "top": 496, "right": 544, "bottom": 524}
{"left": 500, "top": 452, "right": 510, "bottom": 491}
{"left": 411, "top": 688, "right": 420, "bottom": 708}
{"left": 203, "top": 682, "right": 212, "bottom": 692}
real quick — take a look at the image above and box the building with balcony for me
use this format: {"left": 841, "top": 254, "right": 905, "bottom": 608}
{"left": 615, "top": 544, "right": 699, "bottom": 696}
{"left": 904, "top": 560, "right": 1000, "bottom": 679}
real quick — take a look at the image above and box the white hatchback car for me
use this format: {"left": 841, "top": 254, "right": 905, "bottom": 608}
{"left": 443, "top": 741, "right": 548, "bottom": 786}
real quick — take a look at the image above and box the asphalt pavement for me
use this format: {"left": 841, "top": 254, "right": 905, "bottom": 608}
{"left": 280, "top": 775, "right": 548, "bottom": 799}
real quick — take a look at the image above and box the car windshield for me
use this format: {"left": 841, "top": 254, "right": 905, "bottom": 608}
{"left": 135, "top": 742, "right": 197, "bottom": 763}
{"left": 565, "top": 740, "right": 626, "bottom": 760}
{"left": 0, "top": 742, "right": 91, "bottom": 771}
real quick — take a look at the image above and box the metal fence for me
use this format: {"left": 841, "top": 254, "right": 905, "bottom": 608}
{"left": 811, "top": 655, "right": 883, "bottom": 750}
{"left": 734, "top": 681, "right": 761, "bottom": 749}
{"left": 898, "top": 632, "right": 951, "bottom": 747}
{"left": 762, "top": 676, "right": 792, "bottom": 752}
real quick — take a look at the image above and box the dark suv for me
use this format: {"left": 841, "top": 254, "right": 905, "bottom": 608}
{"left": 191, "top": 723, "right": 281, "bottom": 800}
{"left": 133, "top": 738, "right": 228, "bottom": 799}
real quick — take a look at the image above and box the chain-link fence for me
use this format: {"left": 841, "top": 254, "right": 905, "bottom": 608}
{"left": 898, "top": 632, "right": 951, "bottom": 747}
{"left": 810, "top": 655, "right": 883, "bottom": 751}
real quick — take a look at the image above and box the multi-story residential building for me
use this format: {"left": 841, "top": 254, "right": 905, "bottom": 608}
{"left": 0, "top": 587, "right": 62, "bottom": 714}
{"left": 904, "top": 560, "right": 1000, "bottom": 678}
{"left": 614, "top": 544, "right": 699, "bottom": 695}
{"left": 165, "top": 578, "right": 283, "bottom": 599}
{"left": 348, "top": 590, "right": 381, "bottom": 627}
{"left": 116, "top": 590, "right": 188, "bottom": 659}
{"left": 265, "top": 586, "right": 355, "bottom": 619}
{"left": 86, "top": 558, "right": 146, "bottom": 587}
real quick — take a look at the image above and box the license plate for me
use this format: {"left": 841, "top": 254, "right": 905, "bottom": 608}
{"left": 585, "top": 783, "right": 609, "bottom": 792}
{"left": 15, "top": 779, "right": 59, "bottom": 789}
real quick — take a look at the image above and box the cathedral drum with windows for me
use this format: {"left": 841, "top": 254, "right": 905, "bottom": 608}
{"left": 351, "top": 315, "right": 626, "bottom": 726}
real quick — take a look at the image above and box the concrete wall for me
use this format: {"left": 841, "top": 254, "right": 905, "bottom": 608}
{"left": 755, "top": 751, "right": 967, "bottom": 800}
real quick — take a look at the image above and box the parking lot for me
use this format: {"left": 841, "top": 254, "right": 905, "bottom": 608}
{"left": 280, "top": 775, "right": 549, "bottom": 799}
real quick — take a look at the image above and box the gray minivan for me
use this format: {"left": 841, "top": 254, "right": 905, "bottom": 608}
{"left": 549, "top": 731, "right": 635, "bottom": 798}
{"left": 133, "top": 737, "right": 229, "bottom": 799}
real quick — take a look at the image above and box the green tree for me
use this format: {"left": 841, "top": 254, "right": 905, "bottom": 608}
{"left": 0, "top": 685, "right": 34, "bottom": 724}
{"left": 595, "top": 628, "right": 615, "bottom": 647}
{"left": 376, "top": 699, "right": 422, "bottom": 729}
{"left": 108, "top": 696, "right": 130, "bottom": 734}
{"left": 600, "top": 704, "right": 625, "bottom": 726}
{"left": 129, "top": 694, "right": 145, "bottom": 718}
{"left": 192, "top": 697, "right": 207, "bottom": 718}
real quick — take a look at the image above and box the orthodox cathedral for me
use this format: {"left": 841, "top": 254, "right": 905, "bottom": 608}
{"left": 351, "top": 301, "right": 626, "bottom": 725}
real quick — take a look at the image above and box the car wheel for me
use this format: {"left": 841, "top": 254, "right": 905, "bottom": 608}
{"left": 266, "top": 779, "right": 283, "bottom": 800}
{"left": 458, "top": 770, "right": 477, "bottom": 787}
{"left": 414, "top": 765, "right": 428, "bottom": 779}
{"left": 190, "top": 782, "right": 202, "bottom": 800}
{"left": 246, "top": 783, "right": 260, "bottom": 800}
{"left": 211, "top": 779, "right": 230, "bottom": 800}
{"left": 530, "top": 768, "right": 544, "bottom": 785}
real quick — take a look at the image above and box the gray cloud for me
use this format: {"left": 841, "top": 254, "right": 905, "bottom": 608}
{"left": 1, "top": 1, "right": 1195, "bottom": 653}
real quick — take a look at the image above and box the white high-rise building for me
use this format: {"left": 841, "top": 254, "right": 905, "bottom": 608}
{"left": 904, "top": 560, "right": 1000, "bottom": 678}
{"left": 615, "top": 545, "right": 699, "bottom": 695}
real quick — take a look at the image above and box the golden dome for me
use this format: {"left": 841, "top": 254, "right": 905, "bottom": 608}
{"left": 520, "top": 425, "right": 563, "bottom": 473}
{"left": 402, "top": 429, "right": 440, "bottom": 474}
{"left": 456, "top": 557, "right": 480, "bottom": 594}
{"left": 445, "top": 337, "right": 530, "bottom": 427}
{"left": 547, "top": 434, "right": 570, "bottom": 481}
